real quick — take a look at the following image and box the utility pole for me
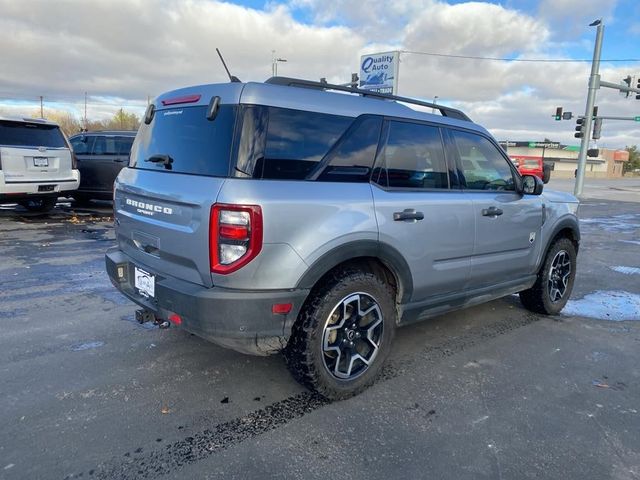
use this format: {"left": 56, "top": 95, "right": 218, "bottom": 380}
{"left": 39, "top": 96, "right": 44, "bottom": 118}
{"left": 432, "top": 96, "right": 439, "bottom": 114}
{"left": 84, "top": 92, "right": 88, "bottom": 130}
{"left": 575, "top": 20, "right": 603, "bottom": 197}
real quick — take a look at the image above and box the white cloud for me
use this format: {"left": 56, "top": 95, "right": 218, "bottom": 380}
{"left": 0, "top": 0, "right": 637, "bottom": 147}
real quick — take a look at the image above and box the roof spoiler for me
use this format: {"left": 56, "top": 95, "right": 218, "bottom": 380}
{"left": 265, "top": 76, "right": 471, "bottom": 122}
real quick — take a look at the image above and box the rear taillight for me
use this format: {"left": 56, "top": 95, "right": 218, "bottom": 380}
{"left": 210, "top": 204, "right": 263, "bottom": 274}
{"left": 71, "top": 152, "right": 78, "bottom": 170}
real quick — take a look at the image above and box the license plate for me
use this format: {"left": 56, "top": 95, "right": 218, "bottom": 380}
{"left": 33, "top": 157, "right": 49, "bottom": 167}
{"left": 134, "top": 267, "right": 155, "bottom": 298}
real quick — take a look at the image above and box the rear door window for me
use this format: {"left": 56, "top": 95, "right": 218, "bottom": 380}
{"left": 116, "top": 136, "right": 135, "bottom": 155}
{"left": 91, "top": 136, "right": 118, "bottom": 155}
{"left": 0, "top": 120, "right": 67, "bottom": 148}
{"left": 130, "top": 105, "right": 237, "bottom": 176}
{"left": 373, "top": 121, "right": 449, "bottom": 189}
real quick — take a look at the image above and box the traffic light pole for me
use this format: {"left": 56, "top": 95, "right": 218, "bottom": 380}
{"left": 575, "top": 21, "right": 604, "bottom": 197}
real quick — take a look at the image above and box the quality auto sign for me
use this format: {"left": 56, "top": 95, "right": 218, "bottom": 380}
{"left": 359, "top": 51, "right": 399, "bottom": 94}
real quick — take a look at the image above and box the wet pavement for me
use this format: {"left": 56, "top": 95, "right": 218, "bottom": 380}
{"left": 1, "top": 193, "right": 639, "bottom": 479}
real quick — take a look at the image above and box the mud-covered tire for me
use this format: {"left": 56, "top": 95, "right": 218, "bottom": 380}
{"left": 284, "top": 269, "right": 396, "bottom": 400}
{"left": 19, "top": 197, "right": 57, "bottom": 213}
{"left": 520, "top": 237, "right": 577, "bottom": 315}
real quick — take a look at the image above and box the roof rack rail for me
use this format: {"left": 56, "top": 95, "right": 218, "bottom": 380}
{"left": 265, "top": 76, "right": 471, "bottom": 122}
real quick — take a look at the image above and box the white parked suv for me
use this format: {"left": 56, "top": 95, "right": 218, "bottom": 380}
{"left": 0, "top": 116, "right": 80, "bottom": 212}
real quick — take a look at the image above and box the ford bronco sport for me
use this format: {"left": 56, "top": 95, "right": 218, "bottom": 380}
{"left": 106, "top": 78, "right": 580, "bottom": 399}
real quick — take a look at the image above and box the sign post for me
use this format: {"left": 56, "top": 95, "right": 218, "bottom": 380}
{"left": 359, "top": 51, "right": 400, "bottom": 94}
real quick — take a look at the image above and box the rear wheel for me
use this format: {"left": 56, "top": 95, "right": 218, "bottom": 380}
{"left": 285, "top": 269, "right": 396, "bottom": 400}
{"left": 520, "top": 237, "right": 577, "bottom": 315}
{"left": 19, "top": 197, "right": 57, "bottom": 213}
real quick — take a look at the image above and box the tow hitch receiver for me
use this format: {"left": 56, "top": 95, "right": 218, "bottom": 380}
{"left": 135, "top": 309, "right": 170, "bottom": 329}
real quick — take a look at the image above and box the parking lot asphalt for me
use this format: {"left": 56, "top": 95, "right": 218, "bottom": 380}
{"left": 1, "top": 184, "right": 639, "bottom": 480}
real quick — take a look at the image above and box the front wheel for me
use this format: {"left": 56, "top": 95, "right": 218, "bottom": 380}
{"left": 285, "top": 270, "right": 396, "bottom": 400}
{"left": 520, "top": 237, "right": 577, "bottom": 315}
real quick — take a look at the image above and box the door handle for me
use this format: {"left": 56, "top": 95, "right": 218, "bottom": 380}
{"left": 482, "top": 206, "right": 503, "bottom": 217}
{"left": 113, "top": 159, "right": 126, "bottom": 163}
{"left": 393, "top": 209, "right": 424, "bottom": 222}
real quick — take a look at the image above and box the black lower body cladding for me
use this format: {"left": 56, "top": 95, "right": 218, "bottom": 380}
{"left": 105, "top": 248, "right": 309, "bottom": 355}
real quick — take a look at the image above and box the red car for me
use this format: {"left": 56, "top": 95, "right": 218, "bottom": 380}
{"left": 511, "top": 156, "right": 551, "bottom": 183}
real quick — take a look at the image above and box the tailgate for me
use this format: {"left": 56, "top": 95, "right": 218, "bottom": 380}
{"left": 114, "top": 168, "right": 225, "bottom": 287}
{"left": 0, "top": 146, "right": 73, "bottom": 183}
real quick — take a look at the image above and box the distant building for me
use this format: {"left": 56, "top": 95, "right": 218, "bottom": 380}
{"left": 498, "top": 141, "right": 628, "bottom": 179}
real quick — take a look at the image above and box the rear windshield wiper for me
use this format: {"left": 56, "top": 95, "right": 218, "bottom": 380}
{"left": 145, "top": 154, "right": 173, "bottom": 170}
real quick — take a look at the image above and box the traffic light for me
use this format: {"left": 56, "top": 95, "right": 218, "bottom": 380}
{"left": 554, "top": 107, "right": 563, "bottom": 121}
{"left": 592, "top": 118, "right": 602, "bottom": 140}
{"left": 623, "top": 76, "right": 632, "bottom": 98}
{"left": 636, "top": 78, "right": 640, "bottom": 100}
{"left": 575, "top": 118, "right": 585, "bottom": 138}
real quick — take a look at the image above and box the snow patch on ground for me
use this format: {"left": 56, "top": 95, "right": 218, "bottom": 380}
{"left": 580, "top": 214, "right": 640, "bottom": 233}
{"left": 611, "top": 266, "right": 640, "bottom": 275}
{"left": 563, "top": 291, "right": 640, "bottom": 321}
{"left": 619, "top": 239, "right": 640, "bottom": 246}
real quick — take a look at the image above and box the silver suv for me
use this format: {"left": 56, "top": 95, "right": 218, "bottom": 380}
{"left": 106, "top": 78, "right": 580, "bottom": 399}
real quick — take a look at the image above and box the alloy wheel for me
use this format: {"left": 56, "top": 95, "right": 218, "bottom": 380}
{"left": 548, "top": 250, "right": 571, "bottom": 302}
{"left": 322, "top": 292, "right": 384, "bottom": 380}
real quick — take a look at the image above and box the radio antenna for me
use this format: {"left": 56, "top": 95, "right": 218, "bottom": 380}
{"left": 216, "top": 48, "right": 241, "bottom": 83}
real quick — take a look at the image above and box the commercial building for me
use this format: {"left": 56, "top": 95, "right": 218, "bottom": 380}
{"left": 499, "top": 141, "right": 629, "bottom": 179}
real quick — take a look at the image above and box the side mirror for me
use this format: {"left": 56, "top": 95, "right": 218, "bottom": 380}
{"left": 522, "top": 175, "right": 544, "bottom": 195}
{"left": 542, "top": 163, "right": 551, "bottom": 184}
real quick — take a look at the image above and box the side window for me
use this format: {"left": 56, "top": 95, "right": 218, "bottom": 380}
{"left": 91, "top": 136, "right": 118, "bottom": 156}
{"left": 317, "top": 116, "right": 382, "bottom": 183}
{"left": 261, "top": 108, "right": 352, "bottom": 180}
{"left": 116, "top": 136, "right": 135, "bottom": 155}
{"left": 450, "top": 130, "right": 515, "bottom": 191}
{"left": 70, "top": 136, "right": 92, "bottom": 155}
{"left": 374, "top": 121, "right": 449, "bottom": 189}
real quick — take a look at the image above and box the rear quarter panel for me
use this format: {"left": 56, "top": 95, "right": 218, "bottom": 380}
{"left": 214, "top": 179, "right": 378, "bottom": 290}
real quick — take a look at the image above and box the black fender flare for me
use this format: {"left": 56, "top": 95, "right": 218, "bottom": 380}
{"left": 537, "top": 216, "right": 581, "bottom": 270}
{"left": 295, "top": 240, "right": 413, "bottom": 303}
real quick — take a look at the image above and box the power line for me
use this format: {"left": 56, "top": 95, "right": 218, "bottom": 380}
{"left": 400, "top": 50, "right": 640, "bottom": 63}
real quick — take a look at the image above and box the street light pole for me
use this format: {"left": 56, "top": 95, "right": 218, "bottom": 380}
{"left": 432, "top": 95, "right": 438, "bottom": 114}
{"left": 575, "top": 19, "right": 604, "bottom": 197}
{"left": 271, "top": 50, "right": 287, "bottom": 77}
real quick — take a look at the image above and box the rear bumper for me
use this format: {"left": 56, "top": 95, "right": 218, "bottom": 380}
{"left": 0, "top": 170, "right": 80, "bottom": 198}
{"left": 105, "top": 247, "right": 309, "bottom": 355}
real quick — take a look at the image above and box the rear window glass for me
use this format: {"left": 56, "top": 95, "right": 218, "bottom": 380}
{"left": 130, "top": 105, "right": 236, "bottom": 176}
{"left": 0, "top": 120, "right": 66, "bottom": 148}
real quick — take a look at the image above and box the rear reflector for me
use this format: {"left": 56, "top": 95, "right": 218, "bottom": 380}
{"left": 161, "top": 94, "right": 201, "bottom": 106}
{"left": 272, "top": 303, "right": 293, "bottom": 315}
{"left": 168, "top": 314, "right": 182, "bottom": 325}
